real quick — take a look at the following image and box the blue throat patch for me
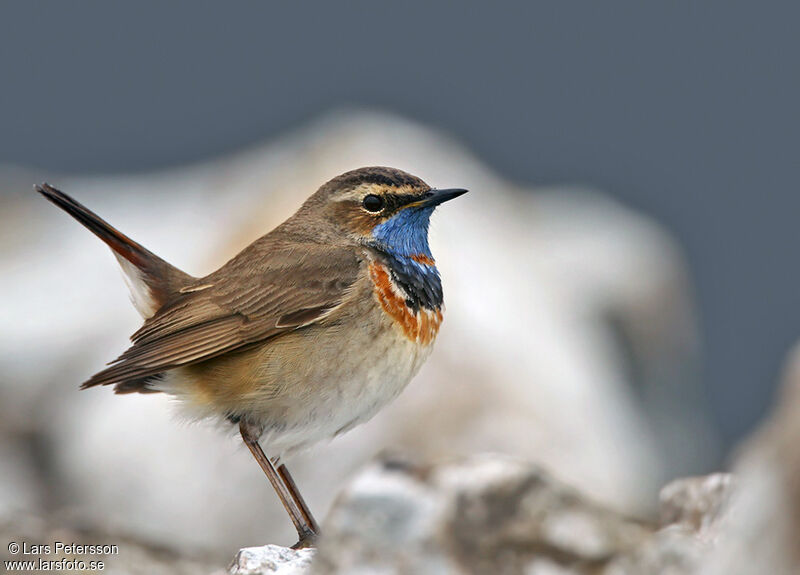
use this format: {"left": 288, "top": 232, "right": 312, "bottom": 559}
{"left": 370, "top": 207, "right": 443, "bottom": 311}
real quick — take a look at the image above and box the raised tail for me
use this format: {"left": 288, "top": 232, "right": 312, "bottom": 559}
{"left": 36, "top": 183, "right": 194, "bottom": 319}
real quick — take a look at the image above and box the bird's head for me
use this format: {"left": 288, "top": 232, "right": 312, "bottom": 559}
{"left": 296, "top": 167, "right": 466, "bottom": 260}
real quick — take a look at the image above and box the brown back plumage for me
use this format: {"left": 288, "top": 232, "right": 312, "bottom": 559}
{"left": 85, "top": 241, "right": 361, "bottom": 390}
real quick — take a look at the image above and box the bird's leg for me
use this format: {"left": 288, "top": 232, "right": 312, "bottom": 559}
{"left": 275, "top": 461, "right": 321, "bottom": 535}
{"left": 239, "top": 421, "right": 317, "bottom": 547}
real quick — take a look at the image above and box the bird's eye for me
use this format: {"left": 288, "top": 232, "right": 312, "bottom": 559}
{"left": 362, "top": 194, "right": 385, "bottom": 212}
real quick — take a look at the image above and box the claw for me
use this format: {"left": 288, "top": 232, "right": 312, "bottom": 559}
{"left": 291, "top": 532, "right": 318, "bottom": 549}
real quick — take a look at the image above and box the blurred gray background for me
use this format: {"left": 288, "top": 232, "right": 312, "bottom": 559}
{"left": 1, "top": 1, "right": 798, "bottom": 452}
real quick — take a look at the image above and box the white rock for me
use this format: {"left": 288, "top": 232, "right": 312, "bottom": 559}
{"left": 228, "top": 545, "right": 314, "bottom": 575}
{"left": 313, "top": 454, "right": 650, "bottom": 575}
{"left": 658, "top": 473, "right": 733, "bottom": 538}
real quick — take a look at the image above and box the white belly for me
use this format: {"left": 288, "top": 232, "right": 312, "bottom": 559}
{"left": 162, "top": 305, "right": 439, "bottom": 457}
{"left": 259, "top": 329, "right": 434, "bottom": 456}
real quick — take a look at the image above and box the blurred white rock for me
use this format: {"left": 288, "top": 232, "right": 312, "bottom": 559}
{"left": 225, "top": 454, "right": 734, "bottom": 575}
{"left": 701, "top": 343, "right": 800, "bottom": 575}
{"left": 312, "top": 454, "right": 650, "bottom": 575}
{"left": 0, "top": 111, "right": 715, "bottom": 554}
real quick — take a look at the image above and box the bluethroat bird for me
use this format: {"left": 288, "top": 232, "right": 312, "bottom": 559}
{"left": 35, "top": 167, "right": 466, "bottom": 548}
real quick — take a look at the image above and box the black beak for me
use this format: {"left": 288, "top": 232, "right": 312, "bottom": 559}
{"left": 415, "top": 188, "right": 468, "bottom": 208}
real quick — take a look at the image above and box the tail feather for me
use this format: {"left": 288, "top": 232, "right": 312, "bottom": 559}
{"left": 36, "top": 182, "right": 194, "bottom": 318}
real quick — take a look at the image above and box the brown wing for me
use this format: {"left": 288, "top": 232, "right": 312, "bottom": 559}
{"left": 82, "top": 241, "right": 363, "bottom": 389}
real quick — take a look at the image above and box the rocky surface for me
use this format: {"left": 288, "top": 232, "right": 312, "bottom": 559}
{"left": 2, "top": 451, "right": 782, "bottom": 575}
{"left": 658, "top": 473, "right": 733, "bottom": 536}
{"left": 224, "top": 454, "right": 735, "bottom": 575}
{"left": 223, "top": 545, "right": 314, "bottom": 575}
{"left": 314, "top": 454, "right": 648, "bottom": 575}
{"left": 1, "top": 431, "right": 788, "bottom": 575}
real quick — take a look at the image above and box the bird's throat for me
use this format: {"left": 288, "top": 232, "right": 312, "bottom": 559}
{"left": 368, "top": 206, "right": 443, "bottom": 311}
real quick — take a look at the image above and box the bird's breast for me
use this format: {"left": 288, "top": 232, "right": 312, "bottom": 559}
{"left": 368, "top": 261, "right": 443, "bottom": 345}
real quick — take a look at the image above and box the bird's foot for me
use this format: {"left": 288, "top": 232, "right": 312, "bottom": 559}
{"left": 291, "top": 530, "right": 318, "bottom": 549}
